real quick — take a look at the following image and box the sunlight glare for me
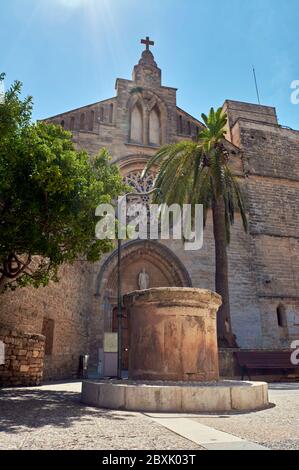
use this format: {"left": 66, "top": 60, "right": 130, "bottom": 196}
{"left": 58, "top": 0, "right": 89, "bottom": 8}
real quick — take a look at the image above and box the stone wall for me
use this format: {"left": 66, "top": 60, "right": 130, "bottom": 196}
{"left": 226, "top": 101, "right": 299, "bottom": 348}
{"left": 0, "top": 262, "right": 92, "bottom": 381}
{"left": 0, "top": 324, "right": 45, "bottom": 386}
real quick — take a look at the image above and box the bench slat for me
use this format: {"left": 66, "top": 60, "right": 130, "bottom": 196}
{"left": 235, "top": 351, "right": 296, "bottom": 369}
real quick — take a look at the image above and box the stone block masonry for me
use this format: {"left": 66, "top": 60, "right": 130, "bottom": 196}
{"left": 0, "top": 324, "right": 45, "bottom": 387}
{"left": 1, "top": 44, "right": 299, "bottom": 383}
{"left": 0, "top": 262, "right": 91, "bottom": 382}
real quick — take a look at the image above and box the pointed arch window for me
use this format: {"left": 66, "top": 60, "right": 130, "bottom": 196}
{"left": 80, "top": 113, "right": 85, "bottom": 130}
{"left": 89, "top": 110, "right": 94, "bottom": 131}
{"left": 149, "top": 106, "right": 161, "bottom": 146}
{"left": 109, "top": 103, "right": 113, "bottom": 123}
{"left": 100, "top": 107, "right": 104, "bottom": 122}
{"left": 178, "top": 115, "right": 183, "bottom": 134}
{"left": 130, "top": 103, "right": 143, "bottom": 144}
{"left": 70, "top": 116, "right": 75, "bottom": 131}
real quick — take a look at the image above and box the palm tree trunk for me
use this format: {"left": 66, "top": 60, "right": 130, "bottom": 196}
{"left": 212, "top": 196, "right": 238, "bottom": 348}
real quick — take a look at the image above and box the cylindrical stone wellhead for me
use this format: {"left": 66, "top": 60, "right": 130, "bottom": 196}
{"left": 123, "top": 287, "right": 222, "bottom": 382}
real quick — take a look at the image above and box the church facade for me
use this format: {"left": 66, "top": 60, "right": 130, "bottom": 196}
{"left": 0, "top": 39, "right": 298, "bottom": 380}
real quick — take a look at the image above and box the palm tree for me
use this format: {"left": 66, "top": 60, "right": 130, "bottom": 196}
{"left": 143, "top": 108, "right": 248, "bottom": 347}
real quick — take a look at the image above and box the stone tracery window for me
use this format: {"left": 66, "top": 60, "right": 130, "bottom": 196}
{"left": 123, "top": 169, "right": 157, "bottom": 225}
{"left": 129, "top": 94, "right": 165, "bottom": 146}
{"left": 124, "top": 169, "right": 156, "bottom": 204}
{"left": 124, "top": 170, "right": 155, "bottom": 200}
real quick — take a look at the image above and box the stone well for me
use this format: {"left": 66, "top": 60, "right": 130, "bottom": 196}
{"left": 123, "top": 287, "right": 222, "bottom": 382}
{"left": 81, "top": 287, "right": 269, "bottom": 413}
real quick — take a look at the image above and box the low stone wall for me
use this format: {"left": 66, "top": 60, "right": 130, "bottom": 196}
{"left": 0, "top": 324, "right": 45, "bottom": 387}
{"left": 82, "top": 380, "right": 269, "bottom": 413}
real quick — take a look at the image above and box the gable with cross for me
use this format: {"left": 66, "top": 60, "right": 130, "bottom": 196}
{"left": 133, "top": 36, "right": 161, "bottom": 86}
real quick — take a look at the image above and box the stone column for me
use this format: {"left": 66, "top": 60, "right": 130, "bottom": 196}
{"left": 123, "top": 287, "right": 222, "bottom": 382}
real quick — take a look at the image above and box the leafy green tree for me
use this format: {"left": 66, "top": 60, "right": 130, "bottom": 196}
{"left": 144, "top": 108, "right": 248, "bottom": 347}
{"left": 0, "top": 74, "right": 125, "bottom": 292}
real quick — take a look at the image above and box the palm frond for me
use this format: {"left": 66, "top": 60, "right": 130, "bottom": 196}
{"left": 144, "top": 107, "right": 247, "bottom": 246}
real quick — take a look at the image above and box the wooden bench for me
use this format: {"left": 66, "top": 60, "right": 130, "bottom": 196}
{"left": 235, "top": 351, "right": 297, "bottom": 380}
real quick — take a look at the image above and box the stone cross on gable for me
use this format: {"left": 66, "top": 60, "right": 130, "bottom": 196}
{"left": 141, "top": 36, "right": 154, "bottom": 51}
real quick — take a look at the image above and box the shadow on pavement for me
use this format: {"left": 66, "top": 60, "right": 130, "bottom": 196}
{"left": 0, "top": 388, "right": 132, "bottom": 434}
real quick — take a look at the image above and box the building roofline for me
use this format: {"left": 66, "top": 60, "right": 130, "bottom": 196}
{"left": 223, "top": 99, "right": 277, "bottom": 112}
{"left": 42, "top": 97, "right": 116, "bottom": 121}
{"left": 176, "top": 106, "right": 204, "bottom": 127}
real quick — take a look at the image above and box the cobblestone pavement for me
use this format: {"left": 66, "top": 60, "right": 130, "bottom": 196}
{"left": 1, "top": 382, "right": 298, "bottom": 450}
{"left": 193, "top": 383, "right": 299, "bottom": 450}
{"left": 0, "top": 382, "right": 202, "bottom": 450}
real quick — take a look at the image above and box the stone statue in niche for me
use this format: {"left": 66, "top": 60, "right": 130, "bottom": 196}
{"left": 138, "top": 268, "right": 150, "bottom": 290}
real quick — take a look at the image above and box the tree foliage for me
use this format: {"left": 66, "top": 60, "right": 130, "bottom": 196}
{"left": 144, "top": 107, "right": 247, "bottom": 242}
{"left": 0, "top": 74, "right": 125, "bottom": 291}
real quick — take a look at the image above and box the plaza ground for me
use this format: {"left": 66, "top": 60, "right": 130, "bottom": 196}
{"left": 0, "top": 381, "right": 298, "bottom": 450}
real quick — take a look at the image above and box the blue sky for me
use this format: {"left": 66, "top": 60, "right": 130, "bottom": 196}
{"left": 1, "top": 0, "right": 298, "bottom": 128}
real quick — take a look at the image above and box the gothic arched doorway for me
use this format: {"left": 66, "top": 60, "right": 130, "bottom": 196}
{"left": 97, "top": 240, "right": 192, "bottom": 369}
